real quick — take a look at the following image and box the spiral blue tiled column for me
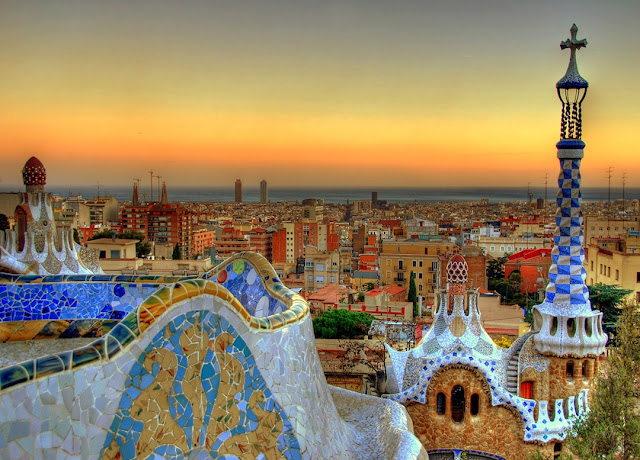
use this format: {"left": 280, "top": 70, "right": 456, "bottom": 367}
{"left": 533, "top": 25, "right": 607, "bottom": 356}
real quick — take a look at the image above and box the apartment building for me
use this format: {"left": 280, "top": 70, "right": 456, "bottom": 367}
{"left": 404, "top": 217, "right": 438, "bottom": 239}
{"left": 147, "top": 203, "right": 193, "bottom": 259}
{"left": 585, "top": 231, "right": 640, "bottom": 303}
{"left": 85, "top": 196, "right": 119, "bottom": 226}
{"left": 475, "top": 236, "right": 548, "bottom": 258}
{"left": 303, "top": 246, "right": 341, "bottom": 294}
{"left": 214, "top": 226, "right": 254, "bottom": 259}
{"left": 191, "top": 226, "right": 216, "bottom": 258}
{"left": 121, "top": 204, "right": 152, "bottom": 238}
{"left": 247, "top": 227, "right": 272, "bottom": 261}
{"left": 584, "top": 215, "right": 640, "bottom": 243}
{"left": 379, "top": 239, "right": 457, "bottom": 303}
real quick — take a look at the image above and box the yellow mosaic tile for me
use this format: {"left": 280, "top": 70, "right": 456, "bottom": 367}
{"left": 137, "top": 306, "right": 155, "bottom": 331}
{"left": 152, "top": 285, "right": 173, "bottom": 306}
{"left": 141, "top": 295, "right": 169, "bottom": 319}
{"left": 168, "top": 283, "right": 188, "bottom": 305}
{"left": 6, "top": 320, "right": 50, "bottom": 341}
{"left": 0, "top": 323, "right": 19, "bottom": 342}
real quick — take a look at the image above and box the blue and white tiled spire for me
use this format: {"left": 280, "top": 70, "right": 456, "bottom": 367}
{"left": 533, "top": 25, "right": 607, "bottom": 357}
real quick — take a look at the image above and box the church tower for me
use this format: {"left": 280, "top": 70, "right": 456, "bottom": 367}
{"left": 532, "top": 25, "right": 607, "bottom": 359}
{"left": 160, "top": 181, "right": 168, "bottom": 205}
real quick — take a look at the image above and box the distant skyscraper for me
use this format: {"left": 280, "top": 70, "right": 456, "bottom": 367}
{"left": 235, "top": 179, "right": 242, "bottom": 203}
{"left": 260, "top": 180, "right": 268, "bottom": 204}
{"left": 160, "top": 182, "right": 168, "bottom": 205}
{"left": 371, "top": 191, "right": 378, "bottom": 207}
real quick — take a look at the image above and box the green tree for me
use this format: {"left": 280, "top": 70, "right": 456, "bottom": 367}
{"left": 508, "top": 270, "right": 523, "bottom": 293}
{"left": 487, "top": 255, "right": 508, "bottom": 284}
{"left": 88, "top": 229, "right": 152, "bottom": 258}
{"left": 312, "top": 309, "right": 375, "bottom": 339}
{"left": 72, "top": 228, "right": 80, "bottom": 244}
{"left": 0, "top": 213, "right": 9, "bottom": 231}
{"left": 408, "top": 271, "right": 418, "bottom": 316}
{"left": 172, "top": 243, "right": 182, "bottom": 260}
{"left": 565, "top": 302, "right": 640, "bottom": 459}
{"left": 588, "top": 283, "right": 633, "bottom": 339}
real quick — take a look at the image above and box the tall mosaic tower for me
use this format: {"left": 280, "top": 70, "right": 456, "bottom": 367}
{"left": 533, "top": 25, "right": 608, "bottom": 356}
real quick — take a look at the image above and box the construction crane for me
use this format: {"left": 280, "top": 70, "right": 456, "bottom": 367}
{"left": 148, "top": 170, "right": 154, "bottom": 202}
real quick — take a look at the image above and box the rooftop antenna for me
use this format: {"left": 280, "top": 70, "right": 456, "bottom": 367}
{"left": 622, "top": 171, "right": 627, "bottom": 213}
{"left": 148, "top": 170, "right": 154, "bottom": 202}
{"left": 607, "top": 166, "right": 614, "bottom": 211}
{"left": 544, "top": 173, "right": 549, "bottom": 206}
{"left": 156, "top": 175, "right": 162, "bottom": 200}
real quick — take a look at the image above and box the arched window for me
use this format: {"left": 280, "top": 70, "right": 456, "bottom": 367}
{"left": 553, "top": 443, "right": 563, "bottom": 458}
{"left": 451, "top": 385, "right": 465, "bottom": 423}
{"left": 436, "top": 392, "right": 446, "bottom": 415}
{"left": 581, "top": 360, "right": 588, "bottom": 378}
{"left": 470, "top": 393, "right": 479, "bottom": 416}
{"left": 566, "top": 361, "right": 574, "bottom": 378}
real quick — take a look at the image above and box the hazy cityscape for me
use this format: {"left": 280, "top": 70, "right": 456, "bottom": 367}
{"left": 1, "top": 0, "right": 640, "bottom": 459}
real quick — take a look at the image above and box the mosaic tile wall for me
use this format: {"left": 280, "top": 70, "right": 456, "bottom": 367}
{"left": 0, "top": 252, "right": 426, "bottom": 459}
{"left": 0, "top": 274, "right": 184, "bottom": 341}
{"left": 102, "top": 310, "right": 301, "bottom": 459}
{"left": 0, "top": 253, "right": 287, "bottom": 341}
{"left": 205, "top": 257, "right": 288, "bottom": 317}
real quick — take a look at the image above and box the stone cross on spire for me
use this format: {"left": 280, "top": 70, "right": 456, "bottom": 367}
{"left": 557, "top": 24, "right": 588, "bottom": 89}
{"left": 560, "top": 23, "right": 587, "bottom": 53}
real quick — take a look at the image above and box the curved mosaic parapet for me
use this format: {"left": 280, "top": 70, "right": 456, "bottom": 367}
{"left": 0, "top": 273, "right": 194, "bottom": 341}
{"left": 201, "top": 251, "right": 308, "bottom": 326}
{"left": 0, "top": 252, "right": 424, "bottom": 459}
{"left": 0, "top": 272, "right": 306, "bottom": 391}
{"left": 0, "top": 252, "right": 307, "bottom": 341}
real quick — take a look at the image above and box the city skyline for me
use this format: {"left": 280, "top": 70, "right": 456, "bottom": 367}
{"left": 1, "top": 0, "right": 639, "bottom": 189}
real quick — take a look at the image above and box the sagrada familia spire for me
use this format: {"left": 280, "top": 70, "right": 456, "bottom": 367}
{"left": 532, "top": 24, "right": 608, "bottom": 356}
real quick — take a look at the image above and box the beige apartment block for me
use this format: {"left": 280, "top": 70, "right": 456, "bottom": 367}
{"left": 303, "top": 245, "right": 341, "bottom": 294}
{"left": 379, "top": 239, "right": 456, "bottom": 304}
{"left": 586, "top": 236, "right": 640, "bottom": 304}
{"left": 87, "top": 238, "right": 139, "bottom": 261}
{"left": 584, "top": 215, "right": 640, "bottom": 243}
{"left": 512, "top": 221, "right": 547, "bottom": 238}
{"left": 475, "top": 236, "right": 547, "bottom": 258}
{"left": 283, "top": 221, "right": 295, "bottom": 264}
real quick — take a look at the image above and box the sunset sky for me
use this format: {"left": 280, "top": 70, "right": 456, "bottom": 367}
{"left": 1, "top": 0, "right": 639, "bottom": 189}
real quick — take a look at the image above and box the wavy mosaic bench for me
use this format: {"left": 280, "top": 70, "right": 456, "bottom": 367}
{"left": 0, "top": 252, "right": 426, "bottom": 459}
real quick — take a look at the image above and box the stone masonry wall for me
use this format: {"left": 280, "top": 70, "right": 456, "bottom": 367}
{"left": 546, "top": 357, "right": 595, "bottom": 401}
{"left": 406, "top": 366, "right": 558, "bottom": 460}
